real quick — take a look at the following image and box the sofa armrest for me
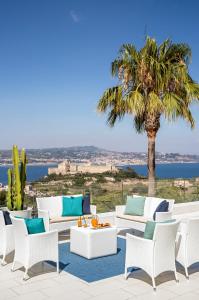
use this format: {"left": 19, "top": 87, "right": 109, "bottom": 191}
{"left": 90, "top": 205, "right": 96, "bottom": 215}
{"left": 115, "top": 205, "right": 126, "bottom": 216}
{"left": 155, "top": 211, "right": 172, "bottom": 222}
{"left": 38, "top": 209, "right": 50, "bottom": 231}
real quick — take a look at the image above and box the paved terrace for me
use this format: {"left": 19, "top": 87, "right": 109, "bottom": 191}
{"left": 1, "top": 208, "right": 199, "bottom": 300}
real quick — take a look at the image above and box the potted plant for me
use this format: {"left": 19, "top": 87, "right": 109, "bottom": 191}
{"left": 6, "top": 145, "right": 31, "bottom": 218}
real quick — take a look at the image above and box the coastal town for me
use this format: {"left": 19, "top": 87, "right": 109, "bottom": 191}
{"left": 0, "top": 146, "right": 199, "bottom": 166}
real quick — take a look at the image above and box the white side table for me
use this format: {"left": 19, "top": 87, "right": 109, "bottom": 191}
{"left": 70, "top": 226, "right": 117, "bottom": 259}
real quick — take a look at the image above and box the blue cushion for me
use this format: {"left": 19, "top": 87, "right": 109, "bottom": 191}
{"left": 24, "top": 218, "right": 45, "bottom": 234}
{"left": 2, "top": 211, "right": 12, "bottom": 225}
{"left": 82, "top": 194, "right": 91, "bottom": 215}
{"left": 153, "top": 200, "right": 169, "bottom": 220}
{"left": 62, "top": 196, "right": 83, "bottom": 216}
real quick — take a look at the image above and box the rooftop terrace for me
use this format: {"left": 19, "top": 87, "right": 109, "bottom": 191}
{"left": 1, "top": 209, "right": 199, "bottom": 300}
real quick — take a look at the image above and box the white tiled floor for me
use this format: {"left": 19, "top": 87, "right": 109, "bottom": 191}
{"left": 1, "top": 237, "right": 199, "bottom": 300}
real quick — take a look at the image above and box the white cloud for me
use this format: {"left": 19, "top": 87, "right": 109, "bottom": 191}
{"left": 70, "top": 10, "right": 80, "bottom": 23}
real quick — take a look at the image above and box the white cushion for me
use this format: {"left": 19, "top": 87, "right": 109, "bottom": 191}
{"left": 143, "top": 198, "right": 152, "bottom": 219}
{"left": 50, "top": 214, "right": 92, "bottom": 224}
{"left": 37, "top": 196, "right": 62, "bottom": 218}
{"left": 116, "top": 214, "right": 147, "bottom": 223}
{"left": 146, "top": 197, "right": 165, "bottom": 219}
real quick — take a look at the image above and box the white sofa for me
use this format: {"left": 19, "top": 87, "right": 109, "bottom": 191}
{"left": 36, "top": 195, "right": 96, "bottom": 232}
{"left": 116, "top": 196, "right": 175, "bottom": 231}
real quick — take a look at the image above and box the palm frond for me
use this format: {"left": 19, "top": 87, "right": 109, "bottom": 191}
{"left": 97, "top": 36, "right": 199, "bottom": 131}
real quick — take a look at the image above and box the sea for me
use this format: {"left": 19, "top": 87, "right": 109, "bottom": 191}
{"left": 0, "top": 163, "right": 199, "bottom": 185}
{"left": 0, "top": 164, "right": 56, "bottom": 185}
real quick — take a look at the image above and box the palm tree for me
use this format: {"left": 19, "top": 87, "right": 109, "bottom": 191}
{"left": 97, "top": 37, "right": 199, "bottom": 196}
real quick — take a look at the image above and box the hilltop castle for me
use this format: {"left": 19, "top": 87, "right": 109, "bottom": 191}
{"left": 48, "top": 160, "right": 118, "bottom": 175}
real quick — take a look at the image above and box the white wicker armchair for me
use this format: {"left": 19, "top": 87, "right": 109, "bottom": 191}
{"left": 0, "top": 211, "right": 14, "bottom": 265}
{"left": 125, "top": 221, "right": 180, "bottom": 290}
{"left": 176, "top": 218, "right": 199, "bottom": 279}
{"left": 11, "top": 216, "right": 59, "bottom": 280}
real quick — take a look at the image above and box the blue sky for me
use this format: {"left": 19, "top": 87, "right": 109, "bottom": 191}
{"left": 0, "top": 0, "right": 199, "bottom": 154}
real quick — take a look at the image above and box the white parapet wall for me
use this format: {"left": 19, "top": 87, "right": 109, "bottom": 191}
{"left": 173, "top": 201, "right": 199, "bottom": 220}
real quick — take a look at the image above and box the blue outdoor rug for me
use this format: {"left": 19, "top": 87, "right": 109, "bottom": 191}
{"left": 48, "top": 237, "right": 132, "bottom": 282}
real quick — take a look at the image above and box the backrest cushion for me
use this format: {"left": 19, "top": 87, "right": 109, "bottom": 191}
{"left": 146, "top": 197, "right": 165, "bottom": 219}
{"left": 62, "top": 196, "right": 83, "bottom": 216}
{"left": 143, "top": 198, "right": 151, "bottom": 218}
{"left": 144, "top": 219, "right": 176, "bottom": 240}
{"left": 144, "top": 220, "right": 156, "bottom": 240}
{"left": 125, "top": 196, "right": 145, "bottom": 216}
{"left": 37, "top": 196, "right": 63, "bottom": 218}
{"left": 145, "top": 197, "right": 175, "bottom": 219}
{"left": 153, "top": 200, "right": 169, "bottom": 221}
{"left": 25, "top": 218, "right": 45, "bottom": 234}
{"left": 82, "top": 194, "right": 91, "bottom": 215}
{"left": 3, "top": 211, "right": 12, "bottom": 225}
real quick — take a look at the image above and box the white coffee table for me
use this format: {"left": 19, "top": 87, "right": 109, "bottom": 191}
{"left": 70, "top": 226, "right": 117, "bottom": 259}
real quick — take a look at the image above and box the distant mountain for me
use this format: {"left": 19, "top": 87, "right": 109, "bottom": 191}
{"left": 0, "top": 146, "right": 116, "bottom": 162}
{"left": 53, "top": 146, "right": 113, "bottom": 153}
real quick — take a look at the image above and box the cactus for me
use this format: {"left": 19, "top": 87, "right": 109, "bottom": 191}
{"left": 12, "top": 145, "right": 22, "bottom": 210}
{"left": 6, "top": 145, "right": 27, "bottom": 211}
{"left": 20, "top": 148, "right": 27, "bottom": 210}
{"left": 7, "top": 169, "right": 13, "bottom": 210}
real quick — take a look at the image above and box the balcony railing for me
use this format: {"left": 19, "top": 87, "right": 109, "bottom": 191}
{"left": 26, "top": 178, "right": 199, "bottom": 213}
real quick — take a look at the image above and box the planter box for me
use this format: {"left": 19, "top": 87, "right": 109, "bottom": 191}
{"left": 9, "top": 209, "right": 32, "bottom": 219}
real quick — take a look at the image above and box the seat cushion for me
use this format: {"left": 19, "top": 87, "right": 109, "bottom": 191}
{"left": 50, "top": 214, "right": 92, "bottom": 224}
{"left": 124, "top": 196, "right": 145, "bottom": 216}
{"left": 116, "top": 214, "right": 147, "bottom": 223}
{"left": 62, "top": 196, "right": 83, "bottom": 216}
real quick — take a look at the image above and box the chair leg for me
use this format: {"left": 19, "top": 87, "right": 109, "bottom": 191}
{"left": 1, "top": 255, "right": 7, "bottom": 266}
{"left": 23, "top": 268, "right": 29, "bottom": 281}
{"left": 174, "top": 269, "right": 179, "bottom": 283}
{"left": 57, "top": 261, "right": 59, "bottom": 274}
{"left": 11, "top": 261, "right": 16, "bottom": 272}
{"left": 124, "top": 264, "right": 128, "bottom": 280}
{"left": 185, "top": 266, "right": 189, "bottom": 280}
{"left": 152, "top": 276, "right": 156, "bottom": 291}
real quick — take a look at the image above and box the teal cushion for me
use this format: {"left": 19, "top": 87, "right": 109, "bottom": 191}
{"left": 62, "top": 196, "right": 83, "bottom": 216}
{"left": 25, "top": 218, "right": 45, "bottom": 234}
{"left": 144, "top": 219, "right": 176, "bottom": 240}
{"left": 144, "top": 221, "right": 156, "bottom": 240}
{"left": 124, "top": 196, "right": 145, "bottom": 216}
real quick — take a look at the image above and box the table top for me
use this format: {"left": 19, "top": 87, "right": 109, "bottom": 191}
{"left": 70, "top": 225, "right": 117, "bottom": 233}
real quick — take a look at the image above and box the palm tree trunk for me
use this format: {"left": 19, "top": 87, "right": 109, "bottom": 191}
{"left": 147, "top": 132, "right": 156, "bottom": 196}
